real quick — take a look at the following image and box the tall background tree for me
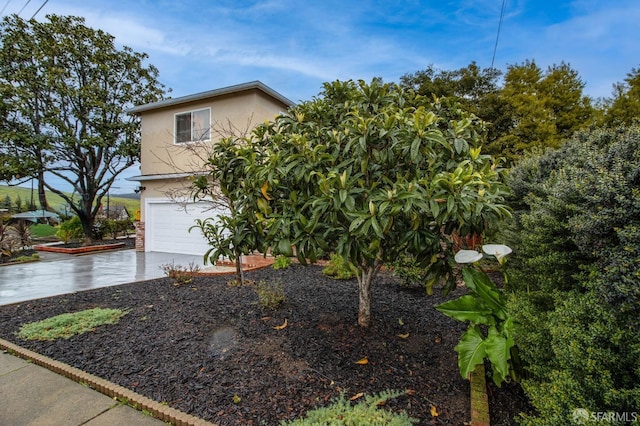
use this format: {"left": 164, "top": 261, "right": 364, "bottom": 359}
{"left": 493, "top": 61, "right": 594, "bottom": 160}
{"left": 0, "top": 14, "right": 165, "bottom": 240}
{"left": 602, "top": 66, "right": 640, "bottom": 127}
{"left": 400, "top": 61, "right": 595, "bottom": 164}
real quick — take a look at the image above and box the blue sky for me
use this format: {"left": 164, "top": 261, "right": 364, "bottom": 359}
{"left": 4, "top": 0, "right": 640, "bottom": 193}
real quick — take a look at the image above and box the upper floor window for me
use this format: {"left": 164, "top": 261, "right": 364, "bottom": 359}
{"left": 175, "top": 108, "right": 211, "bottom": 143}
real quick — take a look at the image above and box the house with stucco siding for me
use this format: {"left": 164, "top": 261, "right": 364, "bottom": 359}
{"left": 127, "top": 81, "right": 294, "bottom": 256}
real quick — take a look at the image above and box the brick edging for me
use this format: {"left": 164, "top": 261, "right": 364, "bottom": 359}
{"left": 0, "top": 338, "right": 216, "bottom": 426}
{"left": 34, "top": 242, "right": 126, "bottom": 254}
{"left": 470, "top": 363, "right": 490, "bottom": 426}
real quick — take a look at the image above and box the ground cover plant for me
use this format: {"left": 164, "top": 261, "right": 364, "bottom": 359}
{"left": 283, "top": 390, "right": 419, "bottom": 425}
{"left": 0, "top": 265, "right": 530, "bottom": 425}
{"left": 17, "top": 307, "right": 128, "bottom": 341}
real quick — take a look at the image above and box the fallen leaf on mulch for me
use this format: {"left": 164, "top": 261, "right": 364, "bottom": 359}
{"left": 273, "top": 318, "right": 288, "bottom": 330}
{"left": 349, "top": 392, "right": 364, "bottom": 401}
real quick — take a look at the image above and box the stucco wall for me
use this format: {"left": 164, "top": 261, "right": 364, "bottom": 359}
{"left": 139, "top": 89, "right": 287, "bottom": 177}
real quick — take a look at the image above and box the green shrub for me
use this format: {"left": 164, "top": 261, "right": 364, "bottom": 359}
{"left": 56, "top": 216, "right": 83, "bottom": 243}
{"left": 322, "top": 253, "right": 358, "bottom": 280}
{"left": 272, "top": 255, "right": 292, "bottom": 270}
{"left": 505, "top": 125, "right": 640, "bottom": 424}
{"left": 255, "top": 280, "right": 285, "bottom": 310}
{"left": 282, "top": 390, "right": 418, "bottom": 425}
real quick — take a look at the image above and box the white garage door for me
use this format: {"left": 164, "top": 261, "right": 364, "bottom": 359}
{"left": 145, "top": 201, "right": 224, "bottom": 256}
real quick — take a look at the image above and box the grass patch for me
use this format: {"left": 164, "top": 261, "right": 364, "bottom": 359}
{"left": 30, "top": 223, "right": 58, "bottom": 238}
{"left": 17, "top": 307, "right": 128, "bottom": 341}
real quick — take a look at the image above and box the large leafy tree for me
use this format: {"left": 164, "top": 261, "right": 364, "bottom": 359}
{"left": 0, "top": 14, "right": 165, "bottom": 240}
{"left": 235, "top": 80, "right": 510, "bottom": 327}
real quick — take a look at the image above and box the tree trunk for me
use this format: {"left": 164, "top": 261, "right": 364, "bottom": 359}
{"left": 234, "top": 252, "right": 245, "bottom": 285}
{"left": 78, "top": 194, "right": 96, "bottom": 244}
{"left": 357, "top": 263, "right": 380, "bottom": 327}
{"left": 36, "top": 168, "right": 49, "bottom": 212}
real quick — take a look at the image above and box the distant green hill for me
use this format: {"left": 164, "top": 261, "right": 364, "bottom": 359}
{"left": 0, "top": 185, "right": 140, "bottom": 216}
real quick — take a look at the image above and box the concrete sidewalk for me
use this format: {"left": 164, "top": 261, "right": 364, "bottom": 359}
{"left": 0, "top": 350, "right": 166, "bottom": 426}
{"left": 0, "top": 340, "right": 216, "bottom": 426}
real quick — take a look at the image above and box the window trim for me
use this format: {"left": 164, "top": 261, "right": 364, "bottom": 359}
{"left": 173, "top": 107, "right": 211, "bottom": 144}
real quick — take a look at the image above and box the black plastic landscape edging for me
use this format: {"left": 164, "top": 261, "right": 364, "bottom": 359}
{"left": 0, "top": 338, "right": 216, "bottom": 426}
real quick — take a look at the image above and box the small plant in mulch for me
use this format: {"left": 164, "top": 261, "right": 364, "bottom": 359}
{"left": 322, "top": 253, "right": 358, "bottom": 280}
{"left": 17, "top": 307, "right": 128, "bottom": 341}
{"left": 283, "top": 390, "right": 418, "bottom": 425}
{"left": 255, "top": 280, "right": 286, "bottom": 310}
{"left": 272, "top": 255, "right": 292, "bottom": 270}
{"left": 161, "top": 261, "right": 201, "bottom": 286}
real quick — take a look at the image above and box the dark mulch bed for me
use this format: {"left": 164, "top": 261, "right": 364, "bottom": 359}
{"left": 0, "top": 265, "right": 530, "bottom": 425}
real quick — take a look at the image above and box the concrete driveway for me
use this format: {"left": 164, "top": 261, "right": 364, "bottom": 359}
{"left": 0, "top": 250, "right": 207, "bottom": 306}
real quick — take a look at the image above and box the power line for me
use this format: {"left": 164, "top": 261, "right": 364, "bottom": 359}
{"left": 491, "top": 0, "right": 507, "bottom": 69}
{"left": 17, "top": 0, "right": 30, "bottom": 16}
{"left": 30, "top": 0, "right": 48, "bottom": 19}
{"left": 0, "top": 0, "right": 12, "bottom": 16}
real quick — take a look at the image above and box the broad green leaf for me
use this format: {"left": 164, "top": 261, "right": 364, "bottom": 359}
{"left": 348, "top": 216, "right": 367, "bottom": 233}
{"left": 370, "top": 216, "right": 383, "bottom": 238}
{"left": 484, "top": 326, "right": 514, "bottom": 386}
{"left": 461, "top": 267, "right": 507, "bottom": 319}
{"left": 454, "top": 326, "right": 486, "bottom": 379}
{"left": 277, "top": 238, "right": 293, "bottom": 257}
{"left": 447, "top": 195, "right": 455, "bottom": 214}
{"left": 435, "top": 295, "right": 494, "bottom": 324}
{"left": 339, "top": 189, "right": 348, "bottom": 204}
{"left": 429, "top": 199, "right": 440, "bottom": 218}
{"left": 410, "top": 137, "right": 420, "bottom": 162}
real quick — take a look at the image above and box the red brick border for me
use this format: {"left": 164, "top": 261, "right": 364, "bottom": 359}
{"left": 34, "top": 242, "right": 126, "bottom": 254}
{"left": 0, "top": 338, "right": 216, "bottom": 426}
